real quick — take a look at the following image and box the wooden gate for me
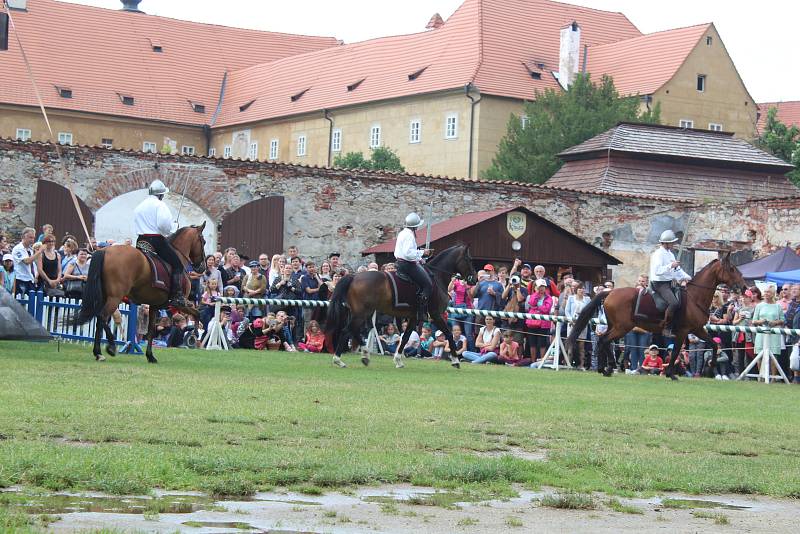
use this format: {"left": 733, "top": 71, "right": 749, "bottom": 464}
{"left": 34, "top": 180, "right": 94, "bottom": 243}
{"left": 220, "top": 196, "right": 284, "bottom": 259}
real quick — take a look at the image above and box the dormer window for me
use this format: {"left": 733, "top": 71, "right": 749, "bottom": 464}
{"left": 57, "top": 86, "right": 72, "bottom": 99}
{"left": 239, "top": 99, "right": 255, "bottom": 112}
{"left": 290, "top": 88, "right": 309, "bottom": 102}
{"left": 190, "top": 102, "right": 205, "bottom": 113}
{"left": 119, "top": 94, "right": 134, "bottom": 106}
{"left": 522, "top": 61, "right": 544, "bottom": 80}
{"left": 148, "top": 39, "right": 163, "bottom": 53}
{"left": 408, "top": 66, "right": 428, "bottom": 81}
{"left": 347, "top": 78, "right": 365, "bottom": 92}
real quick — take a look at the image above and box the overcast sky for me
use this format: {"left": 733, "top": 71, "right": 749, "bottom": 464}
{"left": 61, "top": 0, "right": 798, "bottom": 102}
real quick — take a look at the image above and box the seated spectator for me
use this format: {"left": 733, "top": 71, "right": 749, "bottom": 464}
{"left": 665, "top": 343, "right": 692, "bottom": 378}
{"left": 238, "top": 308, "right": 267, "bottom": 350}
{"left": 167, "top": 313, "right": 193, "bottom": 348}
{"left": 379, "top": 323, "right": 401, "bottom": 354}
{"left": 448, "top": 324, "right": 467, "bottom": 361}
{"left": 298, "top": 320, "right": 325, "bottom": 353}
{"left": 430, "top": 330, "right": 448, "bottom": 359}
{"left": 400, "top": 320, "right": 421, "bottom": 357}
{"left": 154, "top": 315, "right": 172, "bottom": 344}
{"left": 201, "top": 305, "right": 233, "bottom": 348}
{"left": 705, "top": 336, "right": 734, "bottom": 380}
{"left": 637, "top": 344, "right": 663, "bottom": 375}
{"left": 270, "top": 310, "right": 297, "bottom": 351}
{"left": 418, "top": 326, "right": 434, "bottom": 358}
{"left": 462, "top": 315, "right": 501, "bottom": 364}
{"left": 497, "top": 330, "right": 522, "bottom": 366}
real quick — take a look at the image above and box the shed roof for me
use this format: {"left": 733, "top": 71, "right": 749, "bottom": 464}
{"left": 0, "top": 0, "right": 339, "bottom": 125}
{"left": 557, "top": 122, "right": 794, "bottom": 172}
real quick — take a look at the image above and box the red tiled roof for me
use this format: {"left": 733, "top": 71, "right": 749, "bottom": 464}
{"left": 0, "top": 0, "right": 339, "bottom": 125}
{"left": 362, "top": 208, "right": 514, "bottom": 254}
{"left": 757, "top": 101, "right": 800, "bottom": 132}
{"left": 585, "top": 24, "right": 709, "bottom": 96}
{"left": 217, "top": 0, "right": 641, "bottom": 127}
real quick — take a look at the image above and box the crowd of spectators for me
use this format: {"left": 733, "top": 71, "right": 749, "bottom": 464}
{"left": 3, "top": 223, "right": 799, "bottom": 383}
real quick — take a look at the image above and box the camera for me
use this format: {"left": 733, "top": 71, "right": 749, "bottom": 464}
{"left": 510, "top": 275, "right": 521, "bottom": 286}
{"left": 183, "top": 325, "right": 197, "bottom": 349}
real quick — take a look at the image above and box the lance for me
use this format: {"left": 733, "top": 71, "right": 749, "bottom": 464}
{"left": 425, "top": 200, "right": 433, "bottom": 251}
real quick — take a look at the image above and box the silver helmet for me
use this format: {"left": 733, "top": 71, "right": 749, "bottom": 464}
{"left": 659, "top": 230, "right": 679, "bottom": 243}
{"left": 404, "top": 212, "right": 424, "bottom": 228}
{"left": 148, "top": 179, "right": 169, "bottom": 196}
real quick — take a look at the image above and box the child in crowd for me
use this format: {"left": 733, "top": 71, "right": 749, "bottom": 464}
{"left": 429, "top": 330, "right": 448, "bottom": 360}
{"left": 418, "top": 326, "right": 433, "bottom": 358}
{"left": 686, "top": 333, "right": 705, "bottom": 377}
{"left": 400, "top": 320, "right": 421, "bottom": 357}
{"left": 449, "top": 324, "right": 467, "bottom": 361}
{"left": 273, "top": 310, "right": 297, "bottom": 352}
{"left": 664, "top": 343, "right": 692, "bottom": 377}
{"left": 637, "top": 344, "right": 663, "bottom": 375}
{"left": 705, "top": 336, "right": 734, "bottom": 380}
{"left": 298, "top": 320, "right": 325, "bottom": 352}
{"left": 154, "top": 315, "right": 171, "bottom": 346}
{"left": 379, "top": 323, "right": 401, "bottom": 354}
{"left": 497, "top": 330, "right": 522, "bottom": 366}
{"left": 200, "top": 278, "right": 221, "bottom": 331}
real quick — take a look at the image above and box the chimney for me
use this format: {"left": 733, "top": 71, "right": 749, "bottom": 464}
{"left": 121, "top": 0, "right": 143, "bottom": 12}
{"left": 426, "top": 13, "right": 444, "bottom": 30}
{"left": 558, "top": 21, "right": 581, "bottom": 89}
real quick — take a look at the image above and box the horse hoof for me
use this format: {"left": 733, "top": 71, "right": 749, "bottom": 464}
{"left": 147, "top": 357, "right": 158, "bottom": 364}
{"left": 668, "top": 374, "right": 679, "bottom": 381}
{"left": 602, "top": 369, "right": 613, "bottom": 377}
{"left": 333, "top": 357, "right": 347, "bottom": 368}
{"left": 395, "top": 362, "right": 405, "bottom": 369}
{"left": 95, "top": 354, "right": 106, "bottom": 362}
{"left": 361, "top": 357, "right": 370, "bottom": 367}
{"left": 106, "top": 346, "right": 117, "bottom": 357}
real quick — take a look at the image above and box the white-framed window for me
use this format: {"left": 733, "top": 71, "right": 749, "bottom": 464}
{"left": 57, "top": 132, "right": 73, "bottom": 145}
{"left": 247, "top": 142, "right": 258, "bottom": 160}
{"left": 445, "top": 113, "right": 458, "bottom": 139}
{"left": 269, "top": 138, "right": 279, "bottom": 160}
{"left": 708, "top": 123, "right": 723, "bottom": 132}
{"left": 331, "top": 128, "right": 342, "bottom": 152}
{"left": 369, "top": 124, "right": 381, "bottom": 148}
{"left": 223, "top": 145, "right": 232, "bottom": 158}
{"left": 696, "top": 74, "right": 706, "bottom": 92}
{"left": 409, "top": 119, "right": 421, "bottom": 144}
{"left": 101, "top": 138, "right": 113, "bottom": 148}
{"left": 208, "top": 147, "right": 217, "bottom": 157}
{"left": 15, "top": 128, "right": 31, "bottom": 141}
{"left": 143, "top": 141, "right": 157, "bottom": 153}
{"left": 296, "top": 134, "right": 307, "bottom": 157}
{"left": 520, "top": 115, "right": 529, "bottom": 130}
{"left": 679, "top": 119, "right": 694, "bottom": 129}
{"left": 181, "top": 145, "right": 195, "bottom": 155}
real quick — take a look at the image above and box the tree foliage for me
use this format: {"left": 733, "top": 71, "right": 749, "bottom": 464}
{"left": 482, "top": 74, "right": 661, "bottom": 183}
{"left": 756, "top": 107, "right": 800, "bottom": 186}
{"left": 333, "top": 146, "right": 405, "bottom": 172}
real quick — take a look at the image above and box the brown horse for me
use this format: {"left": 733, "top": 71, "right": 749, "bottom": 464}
{"left": 71, "top": 224, "right": 206, "bottom": 363}
{"left": 325, "top": 244, "right": 476, "bottom": 369}
{"left": 566, "top": 252, "right": 745, "bottom": 380}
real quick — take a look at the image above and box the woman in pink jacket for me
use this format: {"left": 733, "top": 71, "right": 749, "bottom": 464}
{"left": 525, "top": 279, "right": 553, "bottom": 362}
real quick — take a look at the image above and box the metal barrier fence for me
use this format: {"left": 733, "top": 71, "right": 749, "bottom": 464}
{"left": 15, "top": 290, "right": 141, "bottom": 351}
{"left": 204, "top": 296, "right": 797, "bottom": 384}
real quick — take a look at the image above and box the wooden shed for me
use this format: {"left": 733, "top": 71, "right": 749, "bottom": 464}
{"left": 362, "top": 206, "right": 621, "bottom": 283}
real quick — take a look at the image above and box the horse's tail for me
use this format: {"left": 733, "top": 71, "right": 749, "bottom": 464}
{"left": 566, "top": 290, "right": 611, "bottom": 362}
{"left": 324, "top": 274, "right": 354, "bottom": 351}
{"left": 69, "top": 249, "right": 106, "bottom": 326}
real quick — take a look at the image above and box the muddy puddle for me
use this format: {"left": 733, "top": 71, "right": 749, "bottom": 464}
{"left": 658, "top": 497, "right": 751, "bottom": 510}
{"left": 0, "top": 490, "right": 217, "bottom": 514}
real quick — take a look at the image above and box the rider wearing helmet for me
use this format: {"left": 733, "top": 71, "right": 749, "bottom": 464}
{"left": 133, "top": 180, "right": 187, "bottom": 308}
{"left": 394, "top": 212, "right": 433, "bottom": 317}
{"left": 649, "top": 230, "right": 691, "bottom": 335}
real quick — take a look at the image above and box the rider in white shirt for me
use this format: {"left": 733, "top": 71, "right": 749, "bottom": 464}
{"left": 649, "top": 230, "right": 692, "bottom": 335}
{"left": 394, "top": 212, "right": 432, "bottom": 317}
{"left": 133, "top": 180, "right": 186, "bottom": 307}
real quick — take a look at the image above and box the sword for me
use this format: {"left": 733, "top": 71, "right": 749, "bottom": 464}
{"left": 424, "top": 201, "right": 433, "bottom": 252}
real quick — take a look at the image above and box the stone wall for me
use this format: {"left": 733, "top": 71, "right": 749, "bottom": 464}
{"left": 1, "top": 139, "right": 797, "bottom": 285}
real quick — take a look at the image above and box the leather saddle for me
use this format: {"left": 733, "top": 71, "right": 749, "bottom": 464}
{"left": 634, "top": 285, "right": 682, "bottom": 321}
{"left": 386, "top": 271, "right": 420, "bottom": 309}
{"left": 136, "top": 243, "right": 187, "bottom": 293}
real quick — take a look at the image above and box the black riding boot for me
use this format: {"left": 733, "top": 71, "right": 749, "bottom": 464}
{"left": 169, "top": 271, "right": 188, "bottom": 308}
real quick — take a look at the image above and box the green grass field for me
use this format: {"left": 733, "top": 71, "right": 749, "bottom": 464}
{"left": 0, "top": 340, "right": 798, "bottom": 500}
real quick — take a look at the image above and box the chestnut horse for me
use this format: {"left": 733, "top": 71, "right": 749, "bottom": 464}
{"left": 325, "top": 244, "right": 476, "bottom": 369}
{"left": 71, "top": 224, "right": 206, "bottom": 363}
{"left": 567, "top": 253, "right": 745, "bottom": 380}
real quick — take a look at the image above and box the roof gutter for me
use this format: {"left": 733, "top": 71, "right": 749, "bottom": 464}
{"left": 465, "top": 83, "right": 481, "bottom": 179}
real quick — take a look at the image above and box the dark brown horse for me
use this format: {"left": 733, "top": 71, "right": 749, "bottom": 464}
{"left": 71, "top": 224, "right": 206, "bottom": 363}
{"left": 567, "top": 253, "right": 745, "bottom": 380}
{"left": 325, "top": 244, "right": 475, "bottom": 369}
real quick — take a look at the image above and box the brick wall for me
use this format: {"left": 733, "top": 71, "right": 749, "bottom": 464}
{"left": 1, "top": 139, "right": 798, "bottom": 285}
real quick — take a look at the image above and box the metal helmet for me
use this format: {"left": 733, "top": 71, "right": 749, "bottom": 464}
{"left": 148, "top": 179, "right": 169, "bottom": 196}
{"left": 404, "top": 212, "right": 424, "bottom": 228}
{"left": 659, "top": 230, "right": 679, "bottom": 243}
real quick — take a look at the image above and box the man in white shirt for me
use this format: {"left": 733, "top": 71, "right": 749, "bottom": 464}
{"left": 649, "top": 230, "right": 692, "bottom": 335}
{"left": 394, "top": 212, "right": 432, "bottom": 315}
{"left": 133, "top": 179, "right": 186, "bottom": 307}
{"left": 11, "top": 227, "right": 42, "bottom": 296}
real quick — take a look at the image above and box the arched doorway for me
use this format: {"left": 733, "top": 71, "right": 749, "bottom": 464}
{"left": 95, "top": 189, "right": 217, "bottom": 250}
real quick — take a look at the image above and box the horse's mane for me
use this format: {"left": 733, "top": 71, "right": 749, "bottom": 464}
{"left": 694, "top": 258, "right": 720, "bottom": 277}
{"left": 426, "top": 244, "right": 465, "bottom": 267}
{"left": 168, "top": 225, "right": 202, "bottom": 244}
